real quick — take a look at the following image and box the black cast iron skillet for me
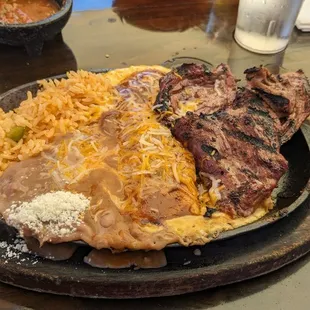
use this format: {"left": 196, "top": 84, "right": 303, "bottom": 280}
{"left": 0, "top": 66, "right": 309, "bottom": 248}
{"left": 0, "top": 0, "right": 73, "bottom": 57}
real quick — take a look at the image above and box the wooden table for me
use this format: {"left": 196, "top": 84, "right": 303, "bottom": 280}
{"left": 0, "top": 0, "right": 310, "bottom": 309}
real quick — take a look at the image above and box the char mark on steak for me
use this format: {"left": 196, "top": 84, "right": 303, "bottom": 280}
{"left": 245, "top": 66, "right": 310, "bottom": 144}
{"left": 154, "top": 63, "right": 237, "bottom": 126}
{"left": 172, "top": 88, "right": 288, "bottom": 217}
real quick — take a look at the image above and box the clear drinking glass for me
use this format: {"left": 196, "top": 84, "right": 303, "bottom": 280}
{"left": 234, "top": 0, "right": 305, "bottom": 54}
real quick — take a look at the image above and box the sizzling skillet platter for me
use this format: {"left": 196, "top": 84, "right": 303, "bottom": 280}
{"left": 0, "top": 64, "right": 309, "bottom": 269}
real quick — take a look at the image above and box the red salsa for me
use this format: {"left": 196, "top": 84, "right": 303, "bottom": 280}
{"left": 0, "top": 0, "right": 60, "bottom": 24}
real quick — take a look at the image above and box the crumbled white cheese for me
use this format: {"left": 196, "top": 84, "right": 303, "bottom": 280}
{"left": 0, "top": 238, "right": 35, "bottom": 265}
{"left": 0, "top": 241, "right": 7, "bottom": 249}
{"left": 13, "top": 238, "right": 28, "bottom": 253}
{"left": 6, "top": 191, "right": 90, "bottom": 238}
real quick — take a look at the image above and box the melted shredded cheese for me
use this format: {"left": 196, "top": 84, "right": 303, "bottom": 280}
{"left": 200, "top": 172, "right": 223, "bottom": 206}
{"left": 114, "top": 71, "right": 202, "bottom": 215}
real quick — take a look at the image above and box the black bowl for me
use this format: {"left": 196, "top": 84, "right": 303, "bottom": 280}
{"left": 0, "top": 0, "right": 73, "bottom": 56}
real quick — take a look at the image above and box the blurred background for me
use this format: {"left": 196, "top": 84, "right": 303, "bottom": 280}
{"left": 0, "top": 0, "right": 309, "bottom": 93}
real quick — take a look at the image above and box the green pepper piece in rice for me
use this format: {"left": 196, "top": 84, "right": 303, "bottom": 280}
{"left": 7, "top": 126, "right": 25, "bottom": 142}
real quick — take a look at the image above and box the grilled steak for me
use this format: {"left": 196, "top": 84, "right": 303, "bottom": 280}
{"left": 172, "top": 89, "right": 288, "bottom": 217}
{"left": 245, "top": 66, "right": 310, "bottom": 143}
{"left": 154, "top": 63, "right": 237, "bottom": 126}
{"left": 155, "top": 63, "right": 310, "bottom": 217}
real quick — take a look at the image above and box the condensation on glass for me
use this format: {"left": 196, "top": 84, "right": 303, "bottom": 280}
{"left": 234, "top": 0, "right": 304, "bottom": 54}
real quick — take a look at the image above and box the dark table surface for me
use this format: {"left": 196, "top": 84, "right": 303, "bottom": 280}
{"left": 0, "top": 0, "right": 310, "bottom": 309}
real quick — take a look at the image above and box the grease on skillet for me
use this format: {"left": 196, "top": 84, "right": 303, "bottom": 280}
{"left": 0, "top": 0, "right": 59, "bottom": 24}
